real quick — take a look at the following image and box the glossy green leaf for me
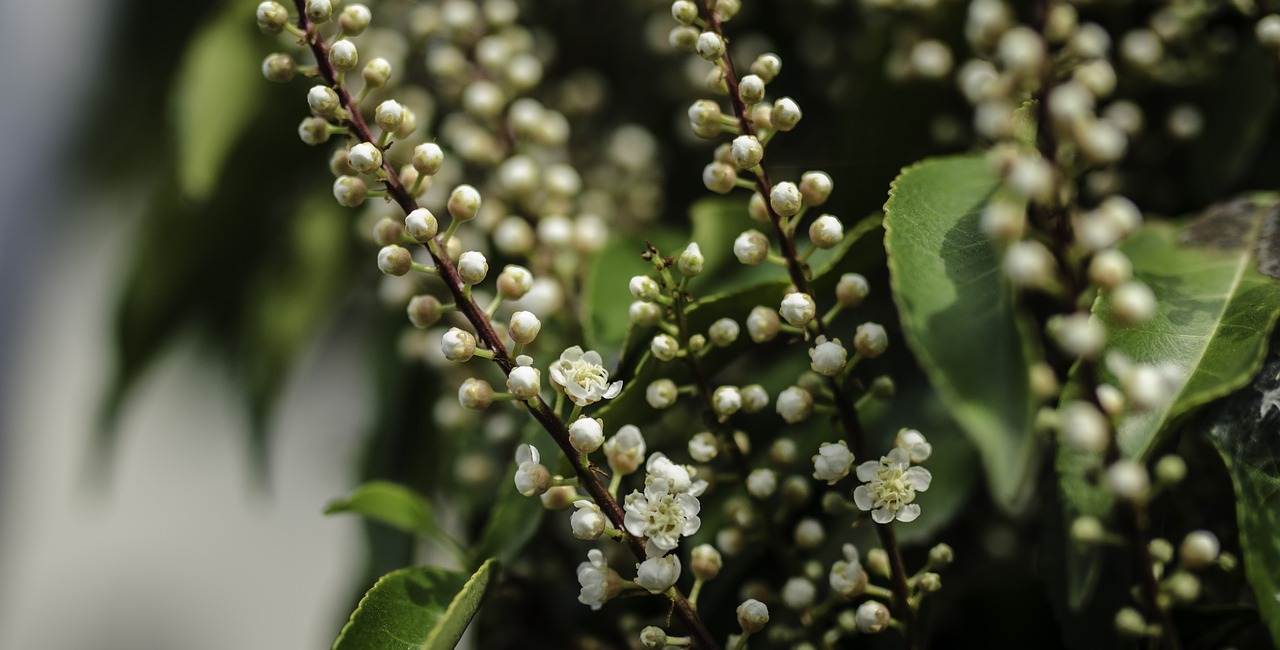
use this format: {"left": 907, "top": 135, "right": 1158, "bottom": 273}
{"left": 883, "top": 154, "right": 1041, "bottom": 511}
{"left": 171, "top": 0, "right": 264, "bottom": 200}
{"left": 1205, "top": 339, "right": 1280, "bottom": 647}
{"left": 583, "top": 228, "right": 681, "bottom": 353}
{"left": 332, "top": 559, "right": 498, "bottom": 650}
{"left": 326, "top": 481, "right": 447, "bottom": 540}
{"left": 1059, "top": 196, "right": 1280, "bottom": 609}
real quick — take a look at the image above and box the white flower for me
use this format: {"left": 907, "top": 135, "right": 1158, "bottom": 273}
{"left": 549, "top": 346, "right": 623, "bottom": 407}
{"left": 404, "top": 208, "right": 438, "bottom": 242}
{"left": 624, "top": 481, "right": 703, "bottom": 555}
{"left": 780, "top": 292, "right": 816, "bottom": 327}
{"left": 808, "top": 214, "right": 843, "bottom": 249}
{"left": 568, "top": 417, "right": 605, "bottom": 454}
{"left": 643, "top": 453, "right": 705, "bottom": 496}
{"left": 635, "top": 554, "right": 682, "bottom": 594}
{"left": 800, "top": 170, "right": 833, "bottom": 205}
{"left": 731, "top": 135, "right": 764, "bottom": 169}
{"left": 514, "top": 444, "right": 549, "bottom": 497}
{"left": 508, "top": 311, "right": 541, "bottom": 345}
{"left": 688, "top": 432, "right": 718, "bottom": 463}
{"left": 651, "top": 334, "right": 680, "bottom": 361}
{"left": 894, "top": 428, "right": 932, "bottom": 463}
{"left": 830, "top": 544, "right": 866, "bottom": 597}
{"left": 507, "top": 354, "right": 541, "bottom": 400}
{"left": 577, "top": 549, "right": 617, "bottom": 610}
{"left": 571, "top": 500, "right": 605, "bottom": 540}
{"left": 629, "top": 276, "right": 661, "bottom": 301}
{"left": 813, "top": 441, "right": 854, "bottom": 484}
{"left": 777, "top": 386, "right": 814, "bottom": 423}
{"left": 604, "top": 424, "right": 647, "bottom": 475}
{"left": 646, "top": 379, "right": 678, "bottom": 409}
{"left": 441, "top": 327, "right": 476, "bottom": 362}
{"left": 853, "top": 448, "right": 932, "bottom": 523}
{"left": 348, "top": 142, "right": 382, "bottom": 175}
{"left": 855, "top": 600, "right": 890, "bottom": 634}
{"left": 772, "top": 98, "right": 802, "bottom": 132}
{"left": 809, "top": 336, "right": 847, "bottom": 376}
{"left": 734, "top": 230, "right": 769, "bottom": 265}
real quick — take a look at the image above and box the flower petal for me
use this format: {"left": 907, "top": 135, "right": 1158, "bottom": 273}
{"left": 852, "top": 485, "right": 874, "bottom": 511}
{"left": 886, "top": 447, "right": 910, "bottom": 467}
{"left": 905, "top": 466, "right": 932, "bottom": 491}
{"left": 855, "top": 460, "right": 880, "bottom": 482}
{"left": 896, "top": 503, "right": 921, "bottom": 522}
{"left": 583, "top": 350, "right": 603, "bottom": 365}
{"left": 871, "top": 507, "right": 895, "bottom": 524}
{"left": 604, "top": 381, "right": 623, "bottom": 399}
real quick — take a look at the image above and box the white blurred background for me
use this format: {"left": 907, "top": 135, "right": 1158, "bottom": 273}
{"left": 0, "top": 1, "right": 366, "bottom": 647}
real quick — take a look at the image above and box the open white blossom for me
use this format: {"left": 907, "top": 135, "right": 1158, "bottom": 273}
{"left": 550, "top": 346, "right": 623, "bottom": 406}
{"left": 644, "top": 453, "right": 706, "bottom": 495}
{"left": 635, "top": 554, "right": 682, "bottom": 594}
{"left": 813, "top": 441, "right": 855, "bottom": 484}
{"left": 853, "top": 448, "right": 932, "bottom": 523}
{"left": 577, "top": 549, "right": 618, "bottom": 610}
{"left": 625, "top": 454, "right": 705, "bottom": 556}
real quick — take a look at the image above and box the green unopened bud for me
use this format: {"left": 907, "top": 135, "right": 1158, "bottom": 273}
{"left": 679, "top": 242, "right": 705, "bottom": 276}
{"left": 1115, "top": 607, "right": 1148, "bottom": 638}
{"left": 928, "top": 543, "right": 954, "bottom": 568}
{"left": 407, "top": 295, "right": 442, "bottom": 328}
{"left": 262, "top": 53, "right": 296, "bottom": 82}
{"left": 333, "top": 175, "right": 367, "bottom": 207}
{"left": 866, "top": 548, "right": 890, "bottom": 578}
{"left": 373, "top": 217, "right": 403, "bottom": 246}
{"left": 298, "top": 116, "right": 331, "bottom": 146}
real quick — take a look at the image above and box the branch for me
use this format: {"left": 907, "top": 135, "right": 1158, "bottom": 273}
{"left": 290, "top": 5, "right": 720, "bottom": 648}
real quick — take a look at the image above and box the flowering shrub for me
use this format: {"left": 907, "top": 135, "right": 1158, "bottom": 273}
{"left": 97, "top": 0, "right": 1280, "bottom": 647}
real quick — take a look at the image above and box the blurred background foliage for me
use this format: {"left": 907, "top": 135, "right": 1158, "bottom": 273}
{"left": 75, "top": 0, "right": 1280, "bottom": 646}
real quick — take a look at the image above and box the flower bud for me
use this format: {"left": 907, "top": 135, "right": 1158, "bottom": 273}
{"left": 306, "top": 0, "right": 332, "bottom": 23}
{"left": 1106, "top": 459, "right": 1150, "bottom": 502}
{"left": 647, "top": 379, "right": 679, "bottom": 409}
{"left": 630, "top": 301, "right": 662, "bottom": 327}
{"left": 339, "top": 3, "right": 371, "bottom": 34}
{"left": 651, "top": 334, "right": 680, "bottom": 361}
{"left": 636, "top": 555, "right": 681, "bottom": 594}
{"left": 1154, "top": 454, "right": 1187, "bottom": 484}
{"left": 1180, "top": 531, "right": 1220, "bottom": 569}
{"left": 688, "top": 100, "right": 722, "bottom": 138}
{"left": 448, "top": 184, "right": 482, "bottom": 222}
{"left": 703, "top": 162, "right": 737, "bottom": 194}
{"left": 570, "top": 500, "right": 605, "bottom": 539}
{"left": 541, "top": 486, "right": 576, "bottom": 510}
{"left": 731, "top": 135, "right": 764, "bottom": 170}
{"left": 377, "top": 245, "right": 412, "bottom": 276}
{"left": 835, "top": 273, "right": 870, "bottom": 308}
{"left": 640, "top": 627, "right": 667, "bottom": 649}
{"left": 629, "top": 276, "right": 661, "bottom": 301}
{"left": 373, "top": 217, "right": 402, "bottom": 247}
{"left": 800, "top": 171, "right": 833, "bottom": 206}
{"left": 713, "top": 386, "right": 742, "bottom": 417}
{"left": 375, "top": 100, "right": 404, "bottom": 133}
{"left": 1003, "top": 240, "right": 1056, "bottom": 289}
{"left": 507, "top": 355, "right": 541, "bottom": 399}
{"left": 929, "top": 543, "right": 955, "bottom": 568}
{"left": 1089, "top": 249, "right": 1132, "bottom": 289}
{"left": 262, "top": 53, "right": 296, "bottom": 82}
{"left": 1115, "top": 607, "right": 1148, "bottom": 637}
{"left": 1059, "top": 401, "right": 1109, "bottom": 454}
{"left": 751, "top": 53, "right": 782, "bottom": 82}
{"left": 738, "top": 385, "right": 767, "bottom": 414}
{"left": 308, "top": 85, "right": 341, "bottom": 116}
{"left": 1258, "top": 15, "right": 1280, "bottom": 47}
{"left": 441, "top": 328, "right": 477, "bottom": 362}
{"left": 737, "top": 599, "right": 770, "bottom": 634}
{"left": 257, "top": 2, "right": 289, "bottom": 33}
{"left": 855, "top": 601, "right": 890, "bottom": 634}
{"left": 808, "top": 214, "right": 843, "bottom": 249}
{"left": 701, "top": 318, "right": 739, "bottom": 348}
{"left": 772, "top": 97, "right": 802, "bottom": 131}
{"left": 780, "top": 292, "right": 816, "bottom": 327}
{"left": 459, "top": 378, "right": 494, "bottom": 410}
{"left": 746, "top": 469, "right": 776, "bottom": 499}
{"left": 671, "top": 0, "right": 698, "bottom": 24}
{"left": 1071, "top": 516, "right": 1106, "bottom": 544}
{"left": 498, "top": 265, "right": 534, "bottom": 300}
{"left": 777, "top": 386, "right": 813, "bottom": 423}
{"left": 689, "top": 432, "right": 718, "bottom": 462}
{"left": 696, "top": 31, "right": 725, "bottom": 60}
{"left": 679, "top": 242, "right": 705, "bottom": 276}
{"left": 670, "top": 25, "right": 700, "bottom": 51}
{"left": 362, "top": 57, "right": 392, "bottom": 88}
{"left": 728, "top": 231, "right": 769, "bottom": 267}
{"left": 407, "top": 295, "right": 442, "bottom": 328}
{"left": 458, "top": 251, "right": 488, "bottom": 285}
{"left": 509, "top": 311, "right": 541, "bottom": 344}
{"left": 747, "top": 306, "right": 780, "bottom": 342}
{"left": 604, "top": 424, "right": 647, "bottom": 474}
{"left": 329, "top": 39, "right": 359, "bottom": 72}
{"left": 404, "top": 208, "right": 438, "bottom": 242}
{"left": 298, "top": 117, "right": 331, "bottom": 146}
{"left": 348, "top": 142, "right": 383, "bottom": 174}
{"left": 691, "top": 544, "right": 723, "bottom": 581}
{"left": 514, "top": 445, "right": 550, "bottom": 497}
{"left": 1110, "top": 281, "right": 1157, "bottom": 326}
{"left": 854, "top": 322, "right": 888, "bottom": 357}
{"left": 782, "top": 577, "right": 816, "bottom": 610}
{"left": 809, "top": 336, "right": 847, "bottom": 376}
{"left": 770, "top": 181, "right": 803, "bottom": 217}
{"left": 812, "top": 440, "right": 853, "bottom": 484}
{"left": 748, "top": 192, "right": 770, "bottom": 222}
{"left": 412, "top": 143, "right": 445, "bottom": 176}
{"left": 738, "top": 74, "right": 765, "bottom": 106}
{"left": 1049, "top": 313, "right": 1106, "bottom": 358}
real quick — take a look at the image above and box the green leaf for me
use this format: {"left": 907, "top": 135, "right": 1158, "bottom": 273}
{"left": 472, "top": 467, "right": 545, "bottom": 568}
{"left": 583, "top": 228, "right": 681, "bottom": 353}
{"left": 1186, "top": 43, "right": 1279, "bottom": 203}
{"left": 883, "top": 154, "right": 1041, "bottom": 511}
{"left": 332, "top": 559, "right": 498, "bottom": 650}
{"left": 1204, "top": 339, "right": 1280, "bottom": 647}
{"left": 171, "top": 0, "right": 265, "bottom": 200}
{"left": 326, "top": 481, "right": 446, "bottom": 540}
{"left": 1101, "top": 196, "right": 1280, "bottom": 459}
{"left": 1059, "top": 195, "right": 1280, "bottom": 609}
